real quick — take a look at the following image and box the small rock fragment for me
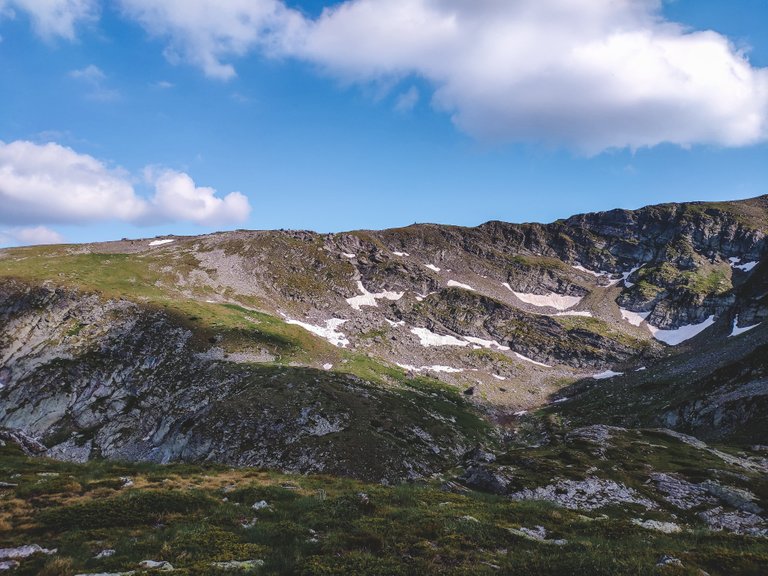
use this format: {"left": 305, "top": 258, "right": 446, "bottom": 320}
{"left": 138, "top": 560, "right": 173, "bottom": 571}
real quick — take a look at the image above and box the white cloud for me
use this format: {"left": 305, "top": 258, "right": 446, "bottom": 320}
{"left": 117, "top": 0, "right": 306, "bottom": 80}
{"left": 0, "top": 140, "right": 145, "bottom": 224}
{"left": 147, "top": 169, "right": 252, "bottom": 226}
{"left": 115, "top": 0, "right": 768, "bottom": 152}
{"left": 394, "top": 86, "right": 419, "bottom": 113}
{"left": 2, "top": 0, "right": 97, "bottom": 40}
{"left": 0, "top": 225, "right": 66, "bottom": 246}
{"left": 0, "top": 140, "right": 251, "bottom": 227}
{"left": 293, "top": 0, "right": 768, "bottom": 152}
{"left": 69, "top": 64, "right": 120, "bottom": 101}
{"left": 69, "top": 64, "right": 105, "bottom": 82}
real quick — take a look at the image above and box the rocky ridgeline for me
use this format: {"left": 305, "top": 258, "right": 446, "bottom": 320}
{"left": 0, "top": 195, "right": 767, "bottom": 481}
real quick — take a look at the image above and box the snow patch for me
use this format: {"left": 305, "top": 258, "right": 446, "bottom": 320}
{"left": 393, "top": 251, "right": 409, "bottom": 257}
{"left": 735, "top": 261, "right": 758, "bottom": 272}
{"left": 593, "top": 370, "right": 624, "bottom": 380}
{"left": 397, "top": 363, "right": 463, "bottom": 374}
{"left": 411, "top": 327, "right": 469, "bottom": 347}
{"left": 425, "top": 264, "right": 441, "bottom": 272}
{"left": 346, "top": 280, "right": 404, "bottom": 310}
{"left": 492, "top": 374, "right": 506, "bottom": 381}
{"left": 622, "top": 266, "right": 643, "bottom": 288}
{"left": 507, "top": 287, "right": 582, "bottom": 311}
{"left": 729, "top": 257, "right": 758, "bottom": 272}
{"left": 286, "top": 318, "right": 350, "bottom": 348}
{"left": 342, "top": 253, "right": 356, "bottom": 259}
{"left": 447, "top": 280, "right": 475, "bottom": 291}
{"left": 730, "top": 315, "right": 761, "bottom": 337}
{"left": 648, "top": 315, "right": 716, "bottom": 346}
{"left": 514, "top": 352, "right": 551, "bottom": 368}
{"left": 384, "top": 318, "right": 406, "bottom": 327}
{"left": 149, "top": 239, "right": 174, "bottom": 246}
{"left": 620, "top": 308, "right": 651, "bottom": 327}
{"left": 464, "top": 336, "right": 510, "bottom": 351}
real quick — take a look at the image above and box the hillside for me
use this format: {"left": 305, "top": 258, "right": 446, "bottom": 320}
{"left": 1, "top": 195, "right": 768, "bottom": 574}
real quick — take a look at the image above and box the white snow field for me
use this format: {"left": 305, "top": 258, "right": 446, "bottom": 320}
{"left": 648, "top": 316, "right": 716, "bottom": 345}
{"left": 620, "top": 308, "right": 651, "bottom": 327}
{"left": 514, "top": 352, "right": 552, "bottom": 368}
{"left": 729, "top": 315, "right": 761, "bottom": 337}
{"left": 285, "top": 318, "right": 350, "bottom": 348}
{"left": 504, "top": 284, "right": 582, "bottom": 311}
{"left": 346, "top": 280, "right": 404, "bottom": 310}
{"left": 411, "top": 327, "right": 469, "bottom": 347}
{"left": 396, "top": 363, "right": 463, "bottom": 374}
{"left": 593, "top": 370, "right": 624, "bottom": 380}
{"left": 447, "top": 280, "right": 475, "bottom": 291}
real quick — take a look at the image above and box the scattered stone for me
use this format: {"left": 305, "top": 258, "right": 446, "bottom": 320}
{"left": 120, "top": 477, "right": 134, "bottom": 489}
{"left": 0, "top": 429, "right": 46, "bottom": 456}
{"left": 94, "top": 549, "right": 116, "bottom": 559}
{"left": 0, "top": 561, "right": 19, "bottom": 571}
{"left": 0, "top": 483, "right": 17, "bottom": 488}
{"left": 510, "top": 478, "right": 657, "bottom": 511}
{"left": 460, "top": 465, "right": 512, "bottom": 495}
{"left": 46, "top": 438, "right": 92, "bottom": 463}
{"left": 701, "top": 481, "right": 762, "bottom": 514}
{"left": 566, "top": 425, "right": 626, "bottom": 445}
{"left": 138, "top": 560, "right": 173, "bottom": 571}
{"left": 0, "top": 544, "right": 57, "bottom": 559}
{"left": 252, "top": 500, "right": 269, "bottom": 511}
{"left": 211, "top": 560, "right": 265, "bottom": 571}
{"left": 463, "top": 387, "right": 475, "bottom": 396}
{"left": 650, "top": 472, "right": 713, "bottom": 510}
{"left": 75, "top": 572, "right": 135, "bottom": 576}
{"left": 460, "top": 515, "right": 480, "bottom": 523}
{"left": 36, "top": 472, "right": 59, "bottom": 478}
{"left": 656, "top": 555, "right": 684, "bottom": 568}
{"left": 463, "top": 447, "right": 496, "bottom": 464}
{"left": 698, "top": 507, "right": 767, "bottom": 536}
{"left": 632, "top": 519, "right": 682, "bottom": 533}
{"left": 508, "top": 525, "right": 567, "bottom": 545}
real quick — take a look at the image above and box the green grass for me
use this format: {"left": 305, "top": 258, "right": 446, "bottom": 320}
{"left": 1, "top": 439, "right": 766, "bottom": 576}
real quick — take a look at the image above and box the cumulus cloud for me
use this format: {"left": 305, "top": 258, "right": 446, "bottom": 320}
{"left": 146, "top": 169, "right": 252, "bottom": 226}
{"left": 0, "top": 140, "right": 251, "bottom": 227}
{"left": 114, "top": 0, "right": 768, "bottom": 152}
{"left": 117, "top": 0, "right": 306, "bottom": 80}
{"left": 0, "top": 225, "right": 66, "bottom": 246}
{"left": 1, "top": 0, "right": 97, "bottom": 40}
{"left": 293, "top": 0, "right": 768, "bottom": 152}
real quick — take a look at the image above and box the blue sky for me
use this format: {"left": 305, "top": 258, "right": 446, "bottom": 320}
{"left": 1, "top": 0, "right": 767, "bottom": 246}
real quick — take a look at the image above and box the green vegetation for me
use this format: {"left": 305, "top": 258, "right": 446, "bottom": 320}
{"left": 2, "top": 438, "right": 767, "bottom": 576}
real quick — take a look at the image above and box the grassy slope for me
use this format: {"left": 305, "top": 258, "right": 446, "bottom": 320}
{"left": 1, "top": 441, "right": 767, "bottom": 576}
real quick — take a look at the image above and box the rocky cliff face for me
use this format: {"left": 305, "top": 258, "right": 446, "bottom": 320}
{"left": 0, "top": 282, "right": 488, "bottom": 482}
{"left": 0, "top": 195, "right": 767, "bottom": 478}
